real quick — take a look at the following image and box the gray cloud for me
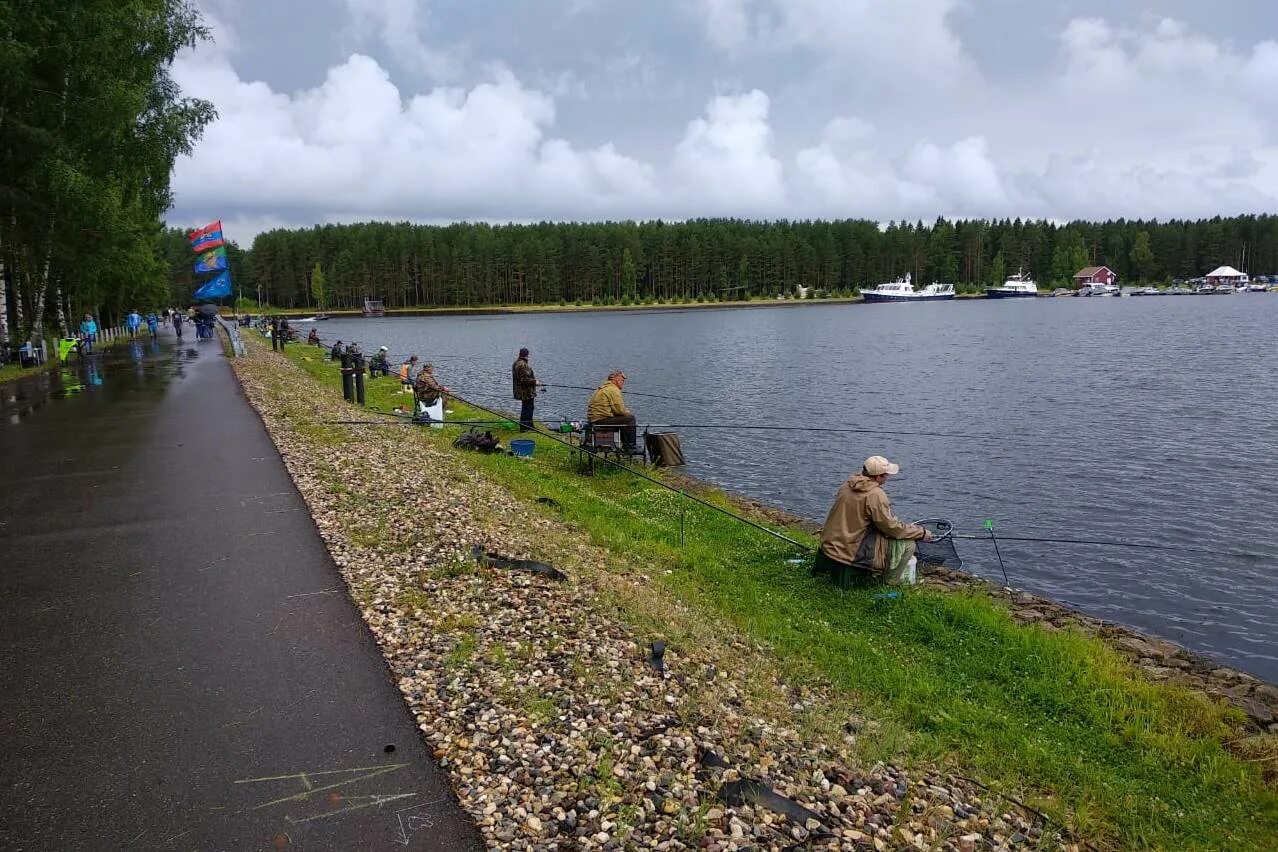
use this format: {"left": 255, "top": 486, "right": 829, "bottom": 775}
{"left": 169, "top": 1, "right": 1278, "bottom": 239}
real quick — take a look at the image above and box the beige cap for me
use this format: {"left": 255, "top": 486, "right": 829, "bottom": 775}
{"left": 864, "top": 455, "right": 900, "bottom": 476}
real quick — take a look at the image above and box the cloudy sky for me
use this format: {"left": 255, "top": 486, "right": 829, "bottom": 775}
{"left": 168, "top": 0, "right": 1278, "bottom": 241}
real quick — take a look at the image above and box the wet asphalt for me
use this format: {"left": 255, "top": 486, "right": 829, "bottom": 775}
{"left": 0, "top": 332, "right": 480, "bottom": 851}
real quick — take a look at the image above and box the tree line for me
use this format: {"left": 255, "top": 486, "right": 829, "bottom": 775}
{"left": 0, "top": 1, "right": 214, "bottom": 350}
{"left": 178, "top": 215, "right": 1278, "bottom": 311}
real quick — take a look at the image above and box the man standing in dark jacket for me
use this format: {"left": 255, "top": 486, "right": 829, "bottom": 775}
{"left": 512, "top": 347, "right": 543, "bottom": 431}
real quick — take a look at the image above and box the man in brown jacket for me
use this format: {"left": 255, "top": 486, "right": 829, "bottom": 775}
{"left": 816, "top": 455, "right": 931, "bottom": 587}
{"left": 587, "top": 370, "right": 637, "bottom": 451}
{"left": 413, "top": 363, "right": 450, "bottom": 416}
{"left": 512, "top": 347, "right": 543, "bottom": 432}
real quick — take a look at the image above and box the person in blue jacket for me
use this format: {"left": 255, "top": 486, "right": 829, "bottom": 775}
{"left": 126, "top": 309, "right": 142, "bottom": 338}
{"left": 79, "top": 314, "right": 98, "bottom": 353}
{"left": 146, "top": 312, "right": 159, "bottom": 340}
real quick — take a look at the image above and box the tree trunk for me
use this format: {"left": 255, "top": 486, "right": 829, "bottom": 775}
{"left": 54, "top": 277, "right": 67, "bottom": 337}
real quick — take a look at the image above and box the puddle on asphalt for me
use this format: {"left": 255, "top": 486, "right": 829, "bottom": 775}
{"left": 1, "top": 337, "right": 209, "bottom": 426}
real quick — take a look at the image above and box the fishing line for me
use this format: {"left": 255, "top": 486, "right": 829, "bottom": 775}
{"left": 542, "top": 383, "right": 705, "bottom": 404}
{"left": 953, "top": 533, "right": 1266, "bottom": 561}
{"left": 640, "top": 422, "right": 989, "bottom": 440}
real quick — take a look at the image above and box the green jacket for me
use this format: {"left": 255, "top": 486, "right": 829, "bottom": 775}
{"left": 587, "top": 382, "right": 630, "bottom": 422}
{"left": 513, "top": 358, "right": 537, "bottom": 401}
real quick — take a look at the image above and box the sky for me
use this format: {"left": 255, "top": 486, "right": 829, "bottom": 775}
{"left": 168, "top": 0, "right": 1278, "bottom": 242}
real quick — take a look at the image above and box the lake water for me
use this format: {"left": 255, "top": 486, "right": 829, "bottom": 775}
{"left": 307, "top": 297, "right": 1278, "bottom": 680}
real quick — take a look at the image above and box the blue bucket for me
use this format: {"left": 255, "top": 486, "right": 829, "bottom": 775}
{"left": 510, "top": 439, "right": 535, "bottom": 458}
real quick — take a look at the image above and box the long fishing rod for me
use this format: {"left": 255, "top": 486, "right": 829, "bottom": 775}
{"left": 640, "top": 422, "right": 988, "bottom": 440}
{"left": 542, "top": 383, "right": 704, "bottom": 405}
{"left": 953, "top": 533, "right": 1266, "bottom": 561}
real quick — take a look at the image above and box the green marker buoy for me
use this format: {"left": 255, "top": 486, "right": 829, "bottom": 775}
{"left": 984, "top": 519, "right": 994, "bottom": 531}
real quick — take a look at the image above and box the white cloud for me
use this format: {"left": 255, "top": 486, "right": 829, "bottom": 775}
{"left": 672, "top": 90, "right": 784, "bottom": 212}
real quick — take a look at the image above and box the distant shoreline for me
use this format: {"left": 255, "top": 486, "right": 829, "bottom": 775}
{"left": 246, "top": 291, "right": 995, "bottom": 319}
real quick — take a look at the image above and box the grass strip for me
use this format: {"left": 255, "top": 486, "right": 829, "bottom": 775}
{"left": 273, "top": 338, "right": 1278, "bottom": 850}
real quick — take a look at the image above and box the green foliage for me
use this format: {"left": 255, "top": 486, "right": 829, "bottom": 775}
{"left": 1, "top": 0, "right": 216, "bottom": 339}
{"left": 310, "top": 262, "right": 327, "bottom": 311}
{"left": 191, "top": 215, "right": 1278, "bottom": 310}
{"left": 1131, "top": 230, "right": 1156, "bottom": 282}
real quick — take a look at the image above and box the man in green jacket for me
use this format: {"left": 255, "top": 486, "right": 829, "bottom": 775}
{"left": 586, "top": 370, "right": 637, "bottom": 451}
{"left": 816, "top": 455, "right": 931, "bottom": 587}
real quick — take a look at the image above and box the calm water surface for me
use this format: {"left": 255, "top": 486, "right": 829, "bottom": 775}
{"left": 312, "top": 298, "right": 1278, "bottom": 680}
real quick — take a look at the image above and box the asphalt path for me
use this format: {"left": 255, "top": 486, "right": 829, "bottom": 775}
{"left": 0, "top": 331, "right": 480, "bottom": 851}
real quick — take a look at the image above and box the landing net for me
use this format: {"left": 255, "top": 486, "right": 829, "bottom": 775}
{"left": 914, "top": 518, "right": 963, "bottom": 569}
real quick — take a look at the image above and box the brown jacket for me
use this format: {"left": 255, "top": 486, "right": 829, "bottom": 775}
{"left": 513, "top": 358, "right": 537, "bottom": 401}
{"left": 587, "top": 382, "right": 630, "bottom": 422}
{"left": 819, "top": 474, "right": 925, "bottom": 573}
{"left": 413, "top": 369, "right": 445, "bottom": 404}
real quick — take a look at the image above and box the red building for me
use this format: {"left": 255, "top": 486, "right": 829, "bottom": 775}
{"left": 1073, "top": 266, "right": 1118, "bottom": 287}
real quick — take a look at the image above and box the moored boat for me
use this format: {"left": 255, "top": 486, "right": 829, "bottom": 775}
{"left": 363, "top": 298, "right": 386, "bottom": 317}
{"left": 985, "top": 269, "right": 1038, "bottom": 299}
{"left": 861, "top": 273, "right": 956, "bottom": 303}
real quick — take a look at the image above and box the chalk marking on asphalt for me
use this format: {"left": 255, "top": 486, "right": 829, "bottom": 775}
{"left": 284, "top": 791, "right": 419, "bottom": 824}
{"left": 162, "top": 826, "right": 196, "bottom": 842}
{"left": 126, "top": 828, "right": 147, "bottom": 844}
{"left": 236, "top": 763, "right": 409, "bottom": 809}
{"left": 392, "top": 799, "right": 445, "bottom": 846}
{"left": 197, "top": 556, "right": 230, "bottom": 573}
{"left": 285, "top": 588, "right": 339, "bottom": 598}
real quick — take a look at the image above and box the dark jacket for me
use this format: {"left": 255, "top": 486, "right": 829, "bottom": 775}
{"left": 513, "top": 357, "right": 537, "bottom": 401}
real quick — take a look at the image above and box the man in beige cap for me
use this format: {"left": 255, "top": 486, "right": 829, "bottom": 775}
{"left": 816, "top": 455, "right": 931, "bottom": 587}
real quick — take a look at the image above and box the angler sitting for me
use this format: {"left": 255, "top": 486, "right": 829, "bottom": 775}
{"left": 330, "top": 340, "right": 343, "bottom": 361}
{"left": 307, "top": 329, "right": 320, "bottom": 346}
{"left": 815, "top": 455, "right": 932, "bottom": 587}
{"left": 587, "top": 370, "right": 637, "bottom": 452}
{"left": 369, "top": 346, "right": 391, "bottom": 377}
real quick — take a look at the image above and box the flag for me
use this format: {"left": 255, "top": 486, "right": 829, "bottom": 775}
{"left": 193, "top": 269, "right": 232, "bottom": 301}
{"left": 189, "top": 220, "right": 224, "bottom": 252}
{"left": 193, "top": 246, "right": 228, "bottom": 273}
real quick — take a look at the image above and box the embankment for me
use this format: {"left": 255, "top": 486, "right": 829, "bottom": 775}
{"left": 229, "top": 334, "right": 1278, "bottom": 851}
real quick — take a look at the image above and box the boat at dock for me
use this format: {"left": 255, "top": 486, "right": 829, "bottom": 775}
{"left": 861, "top": 274, "right": 955, "bottom": 303}
{"left": 1078, "top": 282, "right": 1120, "bottom": 297}
{"left": 985, "top": 269, "right": 1038, "bottom": 299}
{"left": 362, "top": 299, "right": 386, "bottom": 317}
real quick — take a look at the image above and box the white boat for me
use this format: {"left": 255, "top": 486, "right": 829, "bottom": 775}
{"left": 1129, "top": 287, "right": 1162, "bottom": 296}
{"left": 1077, "top": 282, "right": 1120, "bottom": 297}
{"left": 862, "top": 273, "right": 955, "bottom": 303}
{"left": 985, "top": 269, "right": 1038, "bottom": 299}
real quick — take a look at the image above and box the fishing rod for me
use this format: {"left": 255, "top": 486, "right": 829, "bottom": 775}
{"left": 952, "top": 533, "right": 1266, "bottom": 561}
{"left": 638, "top": 422, "right": 988, "bottom": 440}
{"left": 542, "top": 383, "right": 705, "bottom": 405}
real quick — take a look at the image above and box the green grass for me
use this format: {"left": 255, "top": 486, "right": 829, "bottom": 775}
{"left": 270, "top": 338, "right": 1278, "bottom": 850}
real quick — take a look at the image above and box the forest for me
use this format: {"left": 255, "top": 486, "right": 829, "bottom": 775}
{"left": 0, "top": 1, "right": 214, "bottom": 348}
{"left": 162, "top": 214, "right": 1278, "bottom": 311}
